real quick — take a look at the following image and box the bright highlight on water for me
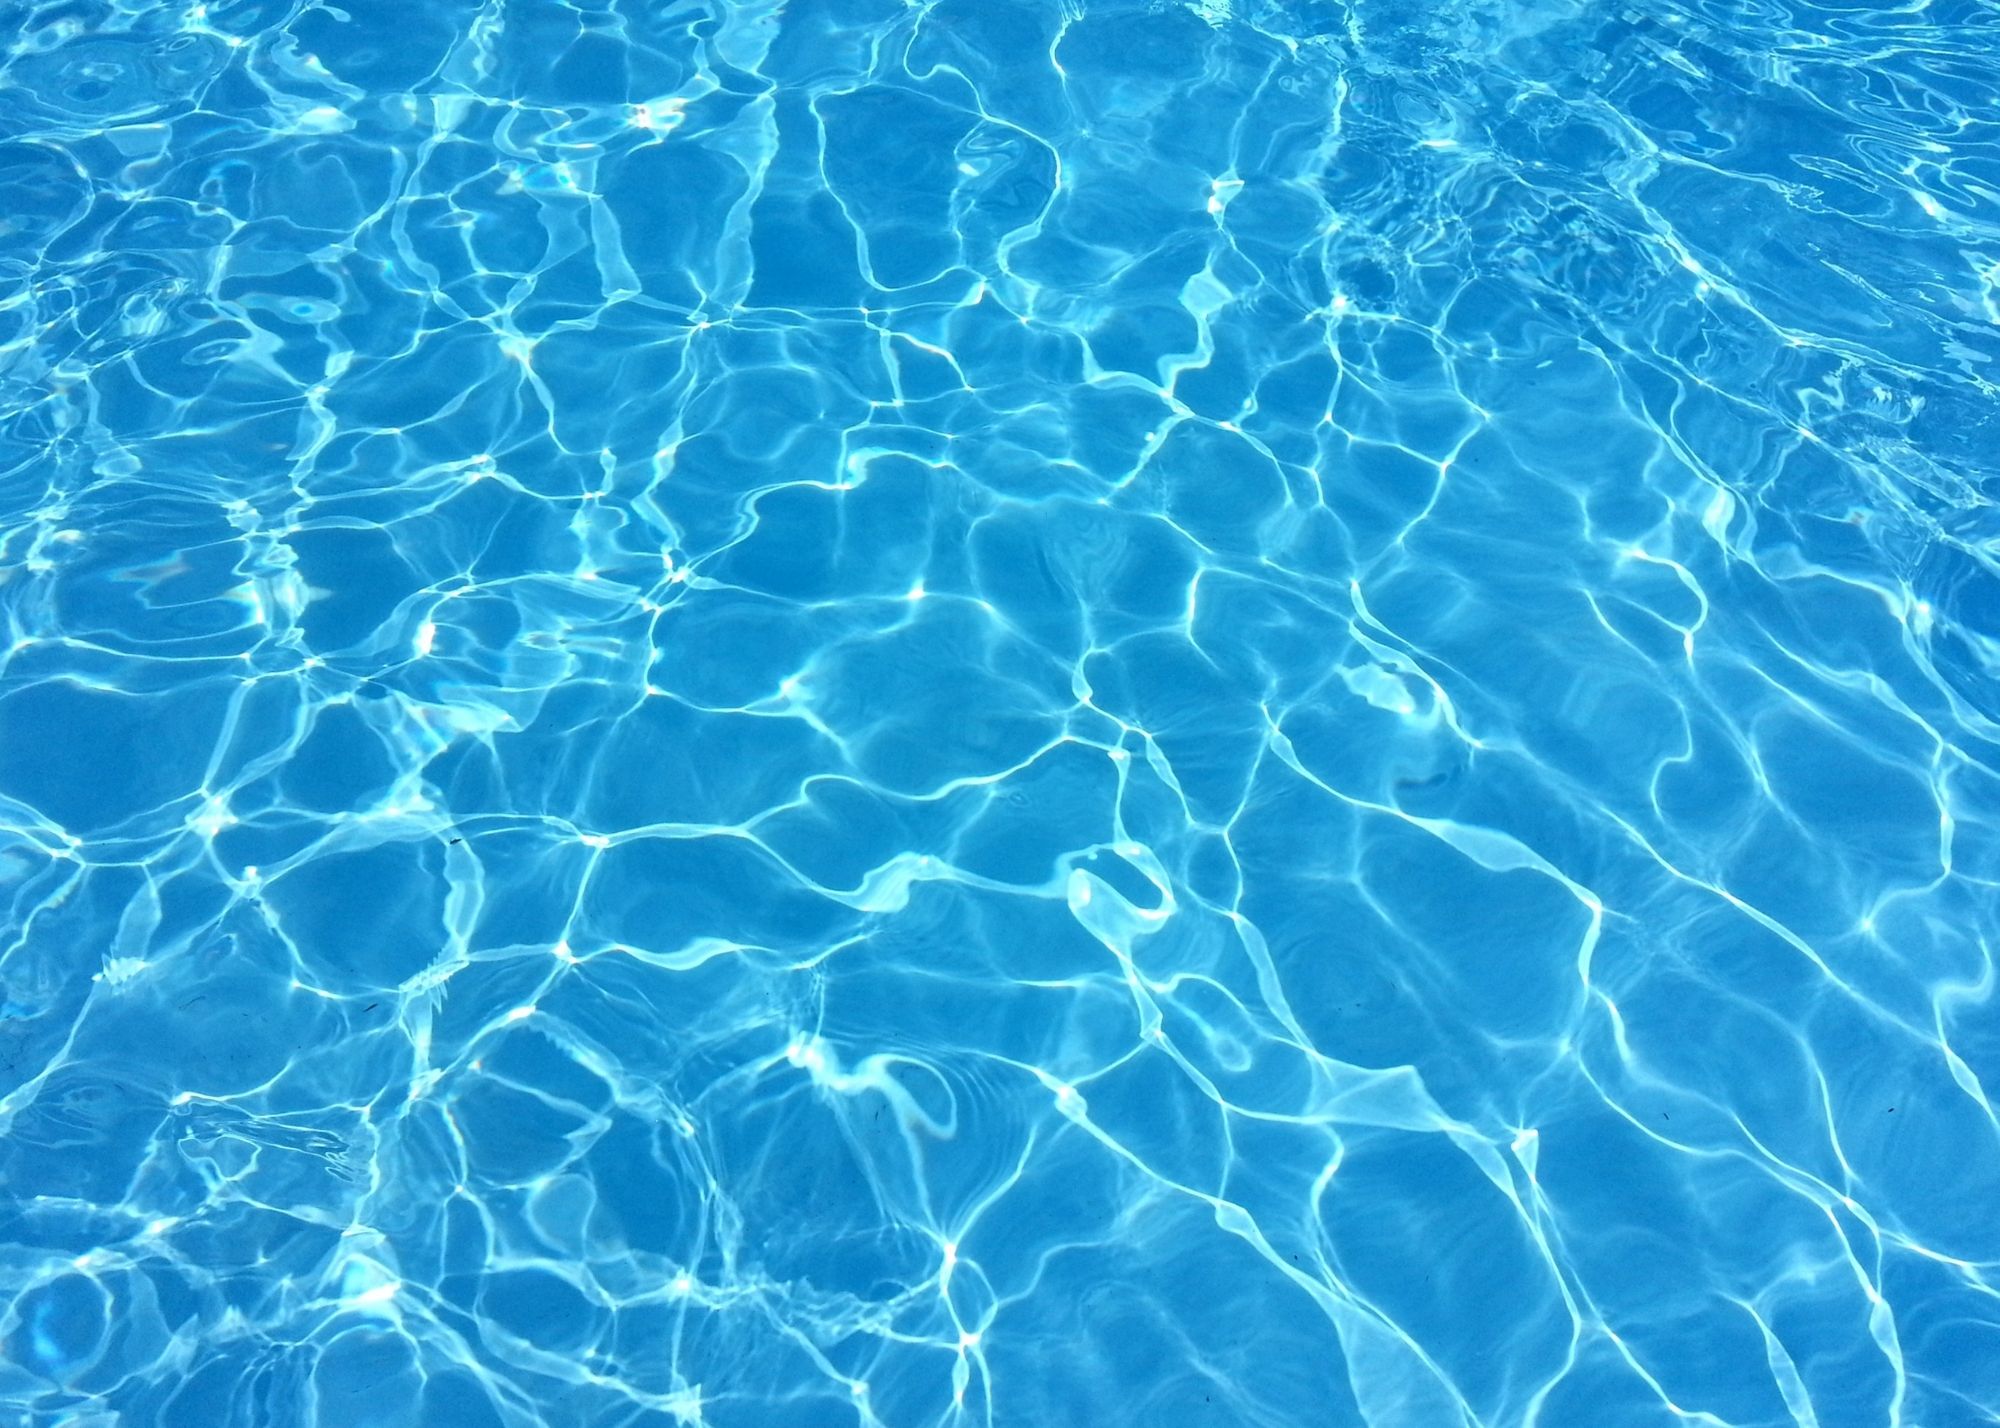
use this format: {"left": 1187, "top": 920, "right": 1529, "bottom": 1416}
{"left": 2, "top": 0, "right": 1997, "bottom": 1424}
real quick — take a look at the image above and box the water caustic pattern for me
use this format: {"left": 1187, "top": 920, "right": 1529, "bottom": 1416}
{"left": 2, "top": 0, "right": 1999, "bottom": 1421}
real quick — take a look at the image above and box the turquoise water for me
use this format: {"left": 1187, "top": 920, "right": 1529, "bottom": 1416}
{"left": 3, "top": 0, "right": 1999, "bottom": 1423}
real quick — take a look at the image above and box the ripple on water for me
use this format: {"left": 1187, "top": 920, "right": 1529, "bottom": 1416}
{"left": 3, "top": 32, "right": 229, "bottom": 127}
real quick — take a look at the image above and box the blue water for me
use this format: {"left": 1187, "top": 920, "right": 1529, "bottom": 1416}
{"left": 3, "top": 0, "right": 1999, "bottom": 1423}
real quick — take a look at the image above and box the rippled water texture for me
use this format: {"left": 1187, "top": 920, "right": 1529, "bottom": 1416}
{"left": 4, "top": 0, "right": 2000, "bottom": 1423}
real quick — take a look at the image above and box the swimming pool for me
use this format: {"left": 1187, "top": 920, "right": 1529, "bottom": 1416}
{"left": 3, "top": 0, "right": 1998, "bottom": 1423}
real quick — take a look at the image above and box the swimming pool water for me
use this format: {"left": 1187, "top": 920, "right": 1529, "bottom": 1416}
{"left": 3, "top": 0, "right": 1999, "bottom": 1423}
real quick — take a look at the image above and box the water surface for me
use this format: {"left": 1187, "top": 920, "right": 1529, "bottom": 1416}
{"left": 3, "top": 0, "right": 1999, "bottom": 1424}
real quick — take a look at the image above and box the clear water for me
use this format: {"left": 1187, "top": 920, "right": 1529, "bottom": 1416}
{"left": 3, "top": 0, "right": 1998, "bottom": 1423}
